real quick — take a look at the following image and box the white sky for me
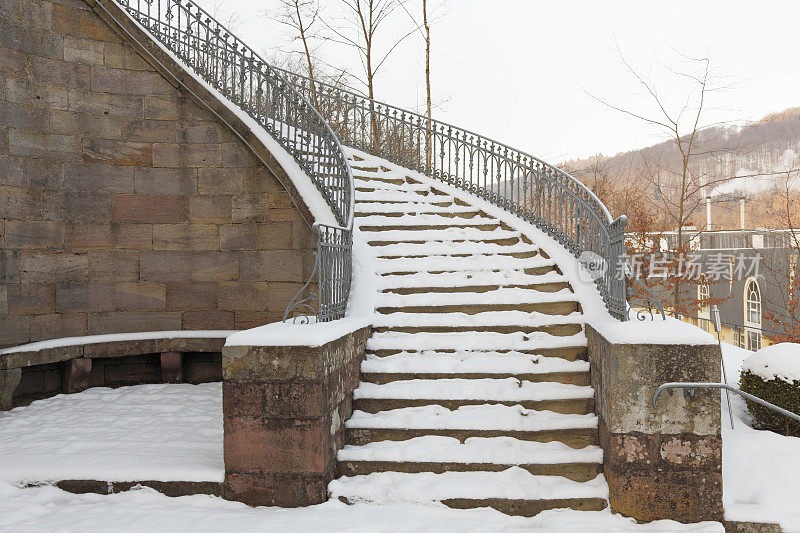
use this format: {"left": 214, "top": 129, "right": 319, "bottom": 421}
{"left": 205, "top": 0, "right": 800, "bottom": 163}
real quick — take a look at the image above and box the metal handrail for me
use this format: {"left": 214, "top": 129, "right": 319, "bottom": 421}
{"left": 653, "top": 382, "right": 800, "bottom": 424}
{"left": 271, "top": 66, "right": 630, "bottom": 319}
{"left": 112, "top": 0, "right": 353, "bottom": 322}
{"left": 112, "top": 0, "right": 629, "bottom": 321}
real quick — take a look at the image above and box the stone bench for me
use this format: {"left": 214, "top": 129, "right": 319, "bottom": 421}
{"left": 1, "top": 331, "right": 235, "bottom": 409}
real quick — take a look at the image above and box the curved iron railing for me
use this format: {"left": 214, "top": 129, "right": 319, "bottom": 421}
{"left": 111, "top": 0, "right": 629, "bottom": 321}
{"left": 271, "top": 67, "right": 629, "bottom": 319}
{"left": 111, "top": 0, "right": 353, "bottom": 322}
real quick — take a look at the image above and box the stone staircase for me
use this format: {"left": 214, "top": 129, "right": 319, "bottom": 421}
{"left": 329, "top": 151, "right": 609, "bottom": 516}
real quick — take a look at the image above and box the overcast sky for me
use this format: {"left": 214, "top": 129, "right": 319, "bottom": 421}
{"left": 203, "top": 0, "right": 800, "bottom": 163}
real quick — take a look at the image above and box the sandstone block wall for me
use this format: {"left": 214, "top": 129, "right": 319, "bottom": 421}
{"left": 0, "top": 0, "right": 316, "bottom": 348}
{"left": 221, "top": 326, "right": 371, "bottom": 507}
{"left": 586, "top": 325, "right": 723, "bottom": 523}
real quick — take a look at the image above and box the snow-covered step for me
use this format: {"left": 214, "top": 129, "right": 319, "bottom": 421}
{"left": 367, "top": 331, "right": 585, "bottom": 354}
{"left": 354, "top": 202, "right": 478, "bottom": 215}
{"left": 346, "top": 404, "right": 598, "bottom": 449}
{"left": 360, "top": 351, "right": 590, "bottom": 385}
{"left": 355, "top": 190, "right": 454, "bottom": 204}
{"left": 358, "top": 215, "right": 501, "bottom": 232}
{"left": 373, "top": 254, "right": 555, "bottom": 274}
{"left": 364, "top": 227, "right": 522, "bottom": 244}
{"left": 371, "top": 240, "right": 539, "bottom": 258}
{"left": 372, "top": 311, "right": 582, "bottom": 328}
{"left": 377, "top": 271, "right": 563, "bottom": 291}
{"left": 374, "top": 289, "right": 579, "bottom": 316}
{"left": 329, "top": 468, "right": 608, "bottom": 516}
{"left": 338, "top": 436, "right": 603, "bottom": 481}
{"left": 352, "top": 378, "right": 593, "bottom": 414}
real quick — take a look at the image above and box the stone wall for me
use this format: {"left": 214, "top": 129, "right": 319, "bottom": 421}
{"left": 221, "top": 325, "right": 371, "bottom": 507}
{"left": 0, "top": 0, "right": 316, "bottom": 349}
{"left": 586, "top": 324, "right": 723, "bottom": 523}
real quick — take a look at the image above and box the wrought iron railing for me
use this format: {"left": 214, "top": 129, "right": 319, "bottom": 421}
{"left": 271, "top": 68, "right": 630, "bottom": 319}
{"left": 109, "top": 0, "right": 629, "bottom": 321}
{"left": 109, "top": 0, "right": 353, "bottom": 322}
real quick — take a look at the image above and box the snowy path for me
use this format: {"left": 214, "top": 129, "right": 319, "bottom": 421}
{"left": 0, "top": 483, "right": 723, "bottom": 532}
{"left": 0, "top": 383, "right": 223, "bottom": 483}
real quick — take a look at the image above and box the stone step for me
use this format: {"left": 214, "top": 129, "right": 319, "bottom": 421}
{"left": 372, "top": 323, "right": 582, "bottom": 336}
{"left": 346, "top": 426, "right": 598, "bottom": 448}
{"left": 328, "top": 468, "right": 608, "bottom": 517}
{"left": 379, "top": 282, "right": 569, "bottom": 295}
{"left": 374, "top": 301, "right": 579, "bottom": 316}
{"left": 360, "top": 370, "right": 591, "bottom": 386}
{"left": 352, "top": 397, "right": 592, "bottom": 415}
{"left": 360, "top": 350, "right": 590, "bottom": 381}
{"left": 365, "top": 346, "right": 588, "bottom": 360}
{"left": 338, "top": 459, "right": 602, "bottom": 482}
{"left": 360, "top": 222, "right": 501, "bottom": 232}
{"left": 377, "top": 265, "right": 557, "bottom": 277}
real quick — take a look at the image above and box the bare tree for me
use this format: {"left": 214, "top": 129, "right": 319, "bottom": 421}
{"left": 587, "top": 47, "right": 749, "bottom": 313}
{"left": 271, "top": 0, "right": 321, "bottom": 81}
{"left": 324, "top": 0, "right": 416, "bottom": 147}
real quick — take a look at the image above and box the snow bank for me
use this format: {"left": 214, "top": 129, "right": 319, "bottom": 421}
{"left": 586, "top": 314, "right": 717, "bottom": 345}
{"left": 741, "top": 342, "right": 800, "bottom": 384}
{"left": 225, "top": 316, "right": 370, "bottom": 348}
{"left": 721, "top": 342, "right": 800, "bottom": 530}
{"left": 0, "top": 383, "right": 223, "bottom": 483}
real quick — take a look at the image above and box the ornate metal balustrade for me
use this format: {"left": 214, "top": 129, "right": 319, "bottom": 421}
{"left": 273, "top": 67, "right": 629, "bottom": 319}
{"left": 111, "top": 0, "right": 353, "bottom": 322}
{"left": 110, "top": 0, "right": 629, "bottom": 321}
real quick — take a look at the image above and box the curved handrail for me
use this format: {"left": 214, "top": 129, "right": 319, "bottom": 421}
{"left": 653, "top": 382, "right": 800, "bottom": 424}
{"left": 110, "top": 0, "right": 628, "bottom": 321}
{"left": 111, "top": 0, "right": 353, "bottom": 321}
{"left": 272, "top": 67, "right": 629, "bottom": 319}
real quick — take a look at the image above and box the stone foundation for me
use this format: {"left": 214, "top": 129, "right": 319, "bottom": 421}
{"left": 221, "top": 325, "right": 370, "bottom": 507}
{"left": 586, "top": 324, "right": 723, "bottom": 523}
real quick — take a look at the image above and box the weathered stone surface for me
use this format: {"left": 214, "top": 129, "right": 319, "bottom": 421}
{"left": 222, "top": 326, "right": 370, "bottom": 507}
{"left": 240, "top": 250, "right": 304, "bottom": 283}
{"left": 55, "top": 283, "right": 114, "bottom": 313}
{"left": 114, "top": 282, "right": 166, "bottom": 311}
{"left": 1, "top": 0, "right": 312, "bottom": 349}
{"left": 587, "top": 325, "right": 723, "bottom": 523}
{"left": 218, "top": 282, "right": 268, "bottom": 311}
{"left": 160, "top": 352, "right": 182, "bottom": 383}
{"left": 111, "top": 194, "right": 189, "bottom": 224}
{"left": 82, "top": 138, "right": 152, "bottom": 166}
{"left": 0, "top": 368, "right": 22, "bottom": 409}
{"left": 62, "top": 357, "right": 91, "bottom": 393}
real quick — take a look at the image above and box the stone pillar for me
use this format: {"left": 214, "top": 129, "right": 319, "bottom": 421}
{"left": 0, "top": 368, "right": 22, "bottom": 410}
{"left": 221, "top": 325, "right": 369, "bottom": 507}
{"left": 160, "top": 352, "right": 183, "bottom": 383}
{"left": 586, "top": 324, "right": 723, "bottom": 523}
{"left": 62, "top": 358, "right": 92, "bottom": 394}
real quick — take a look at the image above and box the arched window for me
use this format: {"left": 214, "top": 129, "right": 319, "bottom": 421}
{"left": 746, "top": 280, "right": 761, "bottom": 325}
{"left": 744, "top": 279, "right": 762, "bottom": 351}
{"left": 699, "top": 283, "right": 710, "bottom": 312}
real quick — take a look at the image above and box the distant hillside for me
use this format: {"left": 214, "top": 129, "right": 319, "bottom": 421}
{"left": 558, "top": 107, "right": 800, "bottom": 229}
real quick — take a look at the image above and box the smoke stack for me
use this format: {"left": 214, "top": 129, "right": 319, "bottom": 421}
{"left": 705, "top": 196, "right": 712, "bottom": 231}
{"left": 739, "top": 197, "right": 746, "bottom": 230}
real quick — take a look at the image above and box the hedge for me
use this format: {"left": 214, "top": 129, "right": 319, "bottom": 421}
{"left": 740, "top": 369, "right": 800, "bottom": 437}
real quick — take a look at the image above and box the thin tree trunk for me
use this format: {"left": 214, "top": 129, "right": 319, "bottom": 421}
{"left": 423, "top": 0, "right": 431, "bottom": 170}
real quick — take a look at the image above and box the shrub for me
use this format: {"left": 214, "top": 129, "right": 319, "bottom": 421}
{"left": 740, "top": 343, "right": 800, "bottom": 437}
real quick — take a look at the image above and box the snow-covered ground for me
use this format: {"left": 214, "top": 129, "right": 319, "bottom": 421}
{"left": 0, "top": 383, "right": 223, "bottom": 483}
{"left": 721, "top": 343, "right": 800, "bottom": 531}
{"left": 0, "top": 344, "right": 797, "bottom": 531}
